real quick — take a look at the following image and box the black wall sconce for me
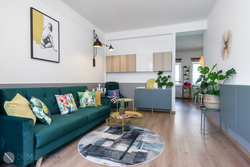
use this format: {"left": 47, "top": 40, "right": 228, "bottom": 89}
{"left": 93, "top": 30, "right": 114, "bottom": 67}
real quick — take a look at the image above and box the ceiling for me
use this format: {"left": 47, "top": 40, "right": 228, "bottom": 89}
{"left": 176, "top": 30, "right": 205, "bottom": 52}
{"left": 61, "top": 0, "right": 217, "bottom": 33}
{"left": 176, "top": 33, "right": 203, "bottom": 52}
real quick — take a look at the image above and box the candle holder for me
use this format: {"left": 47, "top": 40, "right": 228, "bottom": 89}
{"left": 93, "top": 84, "right": 106, "bottom": 95}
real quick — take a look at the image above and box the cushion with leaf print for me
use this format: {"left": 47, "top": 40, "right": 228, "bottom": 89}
{"left": 29, "top": 96, "right": 51, "bottom": 125}
{"left": 78, "top": 91, "right": 97, "bottom": 108}
{"left": 55, "top": 93, "right": 78, "bottom": 115}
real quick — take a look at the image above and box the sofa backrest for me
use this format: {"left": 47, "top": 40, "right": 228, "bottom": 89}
{"left": 0, "top": 86, "right": 88, "bottom": 115}
{"left": 59, "top": 86, "right": 87, "bottom": 107}
{"left": 25, "top": 87, "right": 60, "bottom": 115}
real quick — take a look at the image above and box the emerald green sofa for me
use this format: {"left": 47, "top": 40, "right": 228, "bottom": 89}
{"left": 0, "top": 86, "right": 111, "bottom": 167}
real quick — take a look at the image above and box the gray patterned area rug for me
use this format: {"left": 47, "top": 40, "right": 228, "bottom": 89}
{"left": 78, "top": 126, "right": 165, "bottom": 166}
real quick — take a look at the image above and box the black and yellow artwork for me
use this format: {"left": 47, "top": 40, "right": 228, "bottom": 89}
{"left": 30, "top": 8, "right": 60, "bottom": 63}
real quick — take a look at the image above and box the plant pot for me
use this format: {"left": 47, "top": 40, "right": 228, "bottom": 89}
{"left": 119, "top": 107, "right": 125, "bottom": 115}
{"left": 203, "top": 94, "right": 220, "bottom": 110}
{"left": 162, "top": 85, "right": 167, "bottom": 89}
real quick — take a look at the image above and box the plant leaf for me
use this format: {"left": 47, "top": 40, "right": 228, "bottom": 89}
{"left": 208, "top": 81, "right": 217, "bottom": 86}
{"left": 158, "top": 71, "right": 163, "bottom": 75}
{"left": 226, "top": 68, "right": 236, "bottom": 76}
{"left": 168, "top": 82, "right": 174, "bottom": 87}
{"left": 217, "top": 70, "right": 223, "bottom": 74}
{"left": 198, "top": 66, "right": 209, "bottom": 74}
{"left": 195, "top": 75, "right": 203, "bottom": 83}
{"left": 209, "top": 63, "right": 217, "bottom": 73}
{"left": 208, "top": 72, "right": 217, "bottom": 81}
{"left": 214, "top": 90, "right": 220, "bottom": 96}
{"left": 218, "top": 74, "right": 226, "bottom": 80}
{"left": 200, "top": 82, "right": 209, "bottom": 92}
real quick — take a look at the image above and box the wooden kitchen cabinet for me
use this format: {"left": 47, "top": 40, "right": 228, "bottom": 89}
{"left": 153, "top": 52, "right": 172, "bottom": 71}
{"left": 121, "top": 54, "right": 136, "bottom": 72}
{"left": 106, "top": 55, "right": 121, "bottom": 72}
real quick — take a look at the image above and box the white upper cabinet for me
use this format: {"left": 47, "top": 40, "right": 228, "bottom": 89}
{"left": 136, "top": 53, "right": 153, "bottom": 72}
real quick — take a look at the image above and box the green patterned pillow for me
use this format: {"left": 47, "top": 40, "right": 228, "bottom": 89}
{"left": 29, "top": 97, "right": 51, "bottom": 125}
{"left": 55, "top": 93, "right": 78, "bottom": 115}
{"left": 78, "top": 91, "right": 97, "bottom": 108}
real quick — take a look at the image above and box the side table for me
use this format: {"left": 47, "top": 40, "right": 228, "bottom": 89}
{"left": 200, "top": 106, "right": 226, "bottom": 139}
{"left": 117, "top": 98, "right": 134, "bottom": 111}
{"left": 182, "top": 85, "right": 191, "bottom": 99}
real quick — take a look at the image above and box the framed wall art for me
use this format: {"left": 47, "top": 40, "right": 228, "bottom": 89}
{"left": 30, "top": 7, "right": 60, "bottom": 63}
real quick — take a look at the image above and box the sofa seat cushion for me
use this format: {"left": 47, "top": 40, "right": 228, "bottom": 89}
{"left": 74, "top": 106, "right": 110, "bottom": 122}
{"left": 34, "top": 113, "right": 88, "bottom": 148}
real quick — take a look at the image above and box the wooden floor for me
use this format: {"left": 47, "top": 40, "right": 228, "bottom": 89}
{"left": 2, "top": 99, "right": 250, "bottom": 167}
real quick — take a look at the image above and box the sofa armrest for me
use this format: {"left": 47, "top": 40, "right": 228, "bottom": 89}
{"left": 0, "top": 115, "right": 34, "bottom": 167}
{"left": 101, "top": 97, "right": 111, "bottom": 107}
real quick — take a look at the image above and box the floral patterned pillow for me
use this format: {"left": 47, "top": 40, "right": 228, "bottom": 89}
{"left": 29, "top": 96, "right": 52, "bottom": 125}
{"left": 55, "top": 93, "right": 78, "bottom": 115}
{"left": 78, "top": 91, "right": 97, "bottom": 108}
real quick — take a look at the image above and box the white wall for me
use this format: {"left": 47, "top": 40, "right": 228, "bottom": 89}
{"left": 175, "top": 51, "right": 203, "bottom": 98}
{"left": 205, "top": 0, "right": 250, "bottom": 84}
{"left": 0, "top": 0, "right": 105, "bottom": 84}
{"left": 106, "top": 21, "right": 207, "bottom": 112}
{"left": 205, "top": 0, "right": 250, "bottom": 151}
{"left": 106, "top": 34, "right": 172, "bottom": 83}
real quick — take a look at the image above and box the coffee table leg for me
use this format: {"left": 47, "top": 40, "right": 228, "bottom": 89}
{"left": 133, "top": 100, "right": 134, "bottom": 111}
{"left": 122, "top": 119, "right": 124, "bottom": 134}
{"left": 110, "top": 116, "right": 111, "bottom": 126}
{"left": 142, "top": 116, "right": 144, "bottom": 129}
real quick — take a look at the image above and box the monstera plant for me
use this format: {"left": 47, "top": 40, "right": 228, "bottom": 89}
{"left": 195, "top": 64, "right": 236, "bottom": 95}
{"left": 195, "top": 63, "right": 236, "bottom": 109}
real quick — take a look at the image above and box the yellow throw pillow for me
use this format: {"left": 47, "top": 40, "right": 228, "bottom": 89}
{"left": 4, "top": 93, "right": 37, "bottom": 125}
{"left": 95, "top": 91, "right": 101, "bottom": 106}
{"left": 86, "top": 90, "right": 102, "bottom": 106}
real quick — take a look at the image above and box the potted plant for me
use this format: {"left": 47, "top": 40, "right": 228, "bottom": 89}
{"left": 156, "top": 71, "right": 174, "bottom": 89}
{"left": 194, "top": 63, "right": 236, "bottom": 109}
{"left": 119, "top": 99, "right": 125, "bottom": 115}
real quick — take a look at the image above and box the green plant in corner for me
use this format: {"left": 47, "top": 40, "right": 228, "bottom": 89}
{"left": 194, "top": 64, "right": 236, "bottom": 96}
{"left": 156, "top": 71, "right": 174, "bottom": 88}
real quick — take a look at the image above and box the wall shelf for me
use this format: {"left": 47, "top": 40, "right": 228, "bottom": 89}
{"left": 182, "top": 66, "right": 191, "bottom": 99}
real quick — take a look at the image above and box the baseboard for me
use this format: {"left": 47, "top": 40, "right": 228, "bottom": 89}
{"left": 171, "top": 111, "right": 176, "bottom": 114}
{"left": 127, "top": 107, "right": 133, "bottom": 111}
{"left": 205, "top": 113, "right": 250, "bottom": 158}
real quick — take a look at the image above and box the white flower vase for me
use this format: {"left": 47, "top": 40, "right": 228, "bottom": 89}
{"left": 162, "top": 85, "right": 167, "bottom": 89}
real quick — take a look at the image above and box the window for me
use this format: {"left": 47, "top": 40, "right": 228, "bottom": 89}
{"left": 192, "top": 62, "right": 201, "bottom": 84}
{"left": 175, "top": 63, "right": 181, "bottom": 85}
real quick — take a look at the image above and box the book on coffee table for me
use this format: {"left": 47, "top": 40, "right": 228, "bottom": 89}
{"left": 115, "top": 114, "right": 139, "bottom": 119}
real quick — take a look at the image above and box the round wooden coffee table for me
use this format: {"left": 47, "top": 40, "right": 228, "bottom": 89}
{"left": 110, "top": 111, "right": 144, "bottom": 134}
